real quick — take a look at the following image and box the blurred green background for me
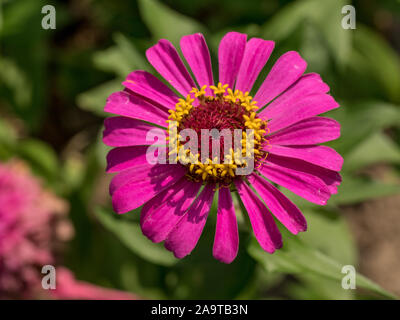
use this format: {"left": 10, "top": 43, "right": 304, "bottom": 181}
{"left": 1, "top": 0, "right": 400, "bottom": 299}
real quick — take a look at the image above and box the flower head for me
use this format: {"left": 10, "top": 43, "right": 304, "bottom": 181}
{"left": 104, "top": 32, "right": 342, "bottom": 263}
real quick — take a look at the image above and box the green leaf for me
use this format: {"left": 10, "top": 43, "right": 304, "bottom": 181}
{"left": 330, "top": 174, "right": 400, "bottom": 205}
{"left": 300, "top": 210, "right": 357, "bottom": 265}
{"left": 282, "top": 209, "right": 358, "bottom": 299}
{"left": 0, "top": 56, "right": 31, "bottom": 108}
{"left": 76, "top": 79, "right": 123, "bottom": 116}
{"left": 0, "top": 117, "right": 17, "bottom": 144}
{"left": 138, "top": 0, "right": 205, "bottom": 46}
{"left": 93, "top": 34, "right": 150, "bottom": 77}
{"left": 16, "top": 139, "right": 59, "bottom": 182}
{"left": 344, "top": 132, "right": 400, "bottom": 172}
{"left": 299, "top": 22, "right": 330, "bottom": 74}
{"left": 95, "top": 207, "right": 178, "bottom": 266}
{"left": 248, "top": 232, "right": 396, "bottom": 299}
{"left": 0, "top": 118, "right": 16, "bottom": 160}
{"left": 328, "top": 101, "right": 400, "bottom": 155}
{"left": 113, "top": 33, "right": 150, "bottom": 71}
{"left": 93, "top": 47, "right": 135, "bottom": 77}
{"left": 286, "top": 273, "right": 354, "bottom": 300}
{"left": 261, "top": 0, "right": 351, "bottom": 66}
{"left": 351, "top": 25, "right": 400, "bottom": 103}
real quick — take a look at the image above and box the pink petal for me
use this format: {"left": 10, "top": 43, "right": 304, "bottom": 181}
{"left": 108, "top": 155, "right": 172, "bottom": 196}
{"left": 267, "top": 117, "right": 341, "bottom": 145}
{"left": 52, "top": 267, "right": 138, "bottom": 300}
{"left": 235, "top": 38, "right": 275, "bottom": 93}
{"left": 109, "top": 163, "right": 154, "bottom": 196}
{"left": 103, "top": 117, "right": 165, "bottom": 147}
{"left": 247, "top": 174, "right": 307, "bottom": 234}
{"left": 218, "top": 32, "right": 247, "bottom": 88}
{"left": 259, "top": 73, "right": 329, "bottom": 119}
{"left": 123, "top": 71, "right": 179, "bottom": 109}
{"left": 254, "top": 51, "right": 307, "bottom": 108}
{"left": 259, "top": 154, "right": 341, "bottom": 204}
{"left": 266, "top": 145, "right": 343, "bottom": 171}
{"left": 213, "top": 187, "right": 239, "bottom": 264}
{"left": 106, "top": 145, "right": 164, "bottom": 173}
{"left": 234, "top": 179, "right": 282, "bottom": 253}
{"left": 107, "top": 146, "right": 149, "bottom": 173}
{"left": 164, "top": 183, "right": 215, "bottom": 258}
{"left": 180, "top": 33, "right": 214, "bottom": 95}
{"left": 257, "top": 156, "right": 331, "bottom": 205}
{"left": 270, "top": 154, "right": 342, "bottom": 195}
{"left": 267, "top": 94, "right": 339, "bottom": 133}
{"left": 104, "top": 91, "right": 168, "bottom": 127}
{"left": 146, "top": 39, "right": 196, "bottom": 96}
{"left": 141, "top": 178, "right": 202, "bottom": 243}
{"left": 111, "top": 164, "right": 186, "bottom": 214}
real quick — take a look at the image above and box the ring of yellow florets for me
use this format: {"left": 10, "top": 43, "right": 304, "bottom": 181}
{"left": 166, "top": 83, "right": 269, "bottom": 185}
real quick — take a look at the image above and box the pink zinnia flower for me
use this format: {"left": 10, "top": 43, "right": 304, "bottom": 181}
{"left": 0, "top": 160, "right": 72, "bottom": 298}
{"left": 104, "top": 32, "right": 342, "bottom": 263}
{"left": 0, "top": 160, "right": 137, "bottom": 299}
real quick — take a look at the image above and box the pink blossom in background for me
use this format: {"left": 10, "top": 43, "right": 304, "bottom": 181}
{"left": 103, "top": 32, "right": 342, "bottom": 263}
{"left": 0, "top": 160, "right": 137, "bottom": 300}
{"left": 51, "top": 268, "right": 139, "bottom": 300}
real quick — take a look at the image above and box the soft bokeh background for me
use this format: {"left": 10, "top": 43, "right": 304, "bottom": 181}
{"left": 1, "top": 0, "right": 400, "bottom": 299}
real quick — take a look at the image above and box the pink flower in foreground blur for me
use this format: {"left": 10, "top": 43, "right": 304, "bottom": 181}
{"left": 0, "top": 160, "right": 137, "bottom": 299}
{"left": 103, "top": 32, "right": 342, "bottom": 263}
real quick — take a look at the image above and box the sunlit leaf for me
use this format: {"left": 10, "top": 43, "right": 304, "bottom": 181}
{"left": 248, "top": 231, "right": 396, "bottom": 299}
{"left": 300, "top": 210, "right": 357, "bottom": 265}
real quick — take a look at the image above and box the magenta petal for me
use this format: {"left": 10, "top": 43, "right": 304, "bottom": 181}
{"left": 109, "top": 163, "right": 153, "bottom": 196}
{"left": 218, "top": 32, "right": 247, "bottom": 88}
{"left": 234, "top": 179, "right": 282, "bottom": 253}
{"left": 267, "top": 94, "right": 339, "bottom": 133}
{"left": 258, "top": 157, "right": 331, "bottom": 205}
{"left": 146, "top": 39, "right": 196, "bottom": 96}
{"left": 123, "top": 71, "right": 179, "bottom": 109}
{"left": 268, "top": 117, "right": 341, "bottom": 145}
{"left": 213, "top": 187, "right": 239, "bottom": 264}
{"left": 164, "top": 183, "right": 215, "bottom": 258}
{"left": 180, "top": 33, "right": 214, "bottom": 95}
{"left": 106, "top": 146, "right": 155, "bottom": 173}
{"left": 248, "top": 174, "right": 307, "bottom": 234}
{"left": 104, "top": 91, "right": 168, "bottom": 127}
{"left": 269, "top": 154, "right": 342, "bottom": 195}
{"left": 103, "top": 117, "right": 165, "bottom": 147}
{"left": 141, "top": 178, "right": 202, "bottom": 243}
{"left": 254, "top": 51, "right": 307, "bottom": 108}
{"left": 259, "top": 73, "right": 329, "bottom": 119}
{"left": 111, "top": 164, "right": 186, "bottom": 214}
{"left": 259, "top": 154, "right": 340, "bottom": 204}
{"left": 267, "top": 145, "right": 343, "bottom": 171}
{"left": 235, "top": 38, "right": 274, "bottom": 93}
